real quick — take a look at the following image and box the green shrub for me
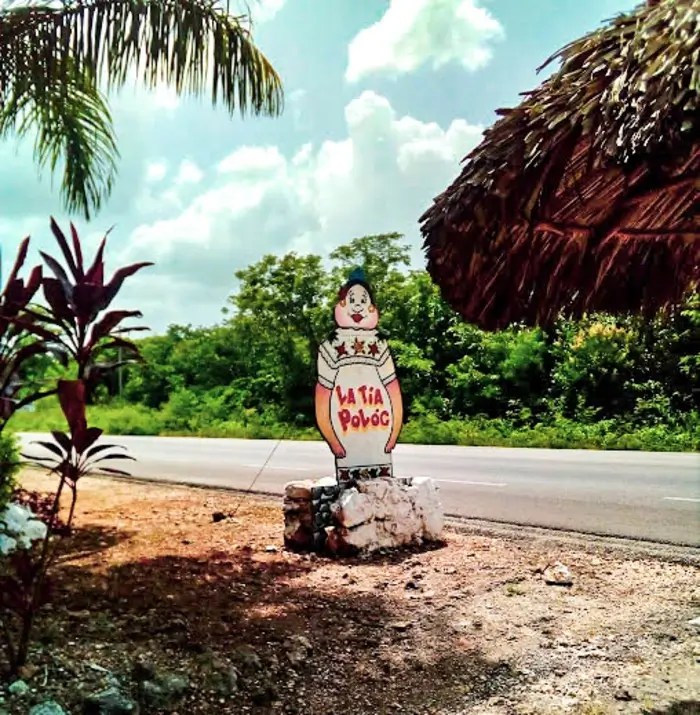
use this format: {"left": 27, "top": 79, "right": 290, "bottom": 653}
{"left": 0, "top": 432, "right": 20, "bottom": 510}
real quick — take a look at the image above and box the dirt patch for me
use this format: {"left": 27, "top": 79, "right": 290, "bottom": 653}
{"left": 1, "top": 472, "right": 698, "bottom": 714}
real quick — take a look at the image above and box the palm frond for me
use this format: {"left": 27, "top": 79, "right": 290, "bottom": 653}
{"left": 0, "top": 0, "right": 283, "bottom": 116}
{"left": 0, "top": 60, "right": 118, "bottom": 217}
{"left": 0, "top": 0, "right": 284, "bottom": 217}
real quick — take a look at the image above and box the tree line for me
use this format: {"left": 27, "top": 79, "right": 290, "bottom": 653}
{"left": 22, "top": 233, "right": 700, "bottom": 451}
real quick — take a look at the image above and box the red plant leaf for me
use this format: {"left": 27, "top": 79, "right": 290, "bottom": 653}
{"left": 85, "top": 443, "right": 126, "bottom": 458}
{"left": 30, "top": 441, "right": 65, "bottom": 458}
{"left": 90, "top": 334, "right": 148, "bottom": 361}
{"left": 9, "top": 314, "right": 58, "bottom": 342}
{"left": 98, "top": 467, "right": 132, "bottom": 476}
{"left": 113, "top": 326, "right": 150, "bottom": 334}
{"left": 39, "top": 251, "right": 72, "bottom": 294}
{"left": 6, "top": 342, "right": 49, "bottom": 378}
{"left": 50, "top": 217, "right": 79, "bottom": 281}
{"left": 24, "top": 265, "right": 44, "bottom": 301}
{"left": 57, "top": 380, "right": 87, "bottom": 436}
{"left": 2, "top": 278, "right": 36, "bottom": 316}
{"left": 42, "top": 278, "right": 74, "bottom": 323}
{"left": 51, "top": 431, "right": 72, "bottom": 453}
{"left": 70, "top": 223, "right": 85, "bottom": 278}
{"left": 74, "top": 426, "right": 103, "bottom": 454}
{"left": 101, "top": 262, "right": 153, "bottom": 311}
{"left": 21, "top": 453, "right": 60, "bottom": 464}
{"left": 2, "top": 237, "right": 30, "bottom": 294}
{"left": 94, "top": 453, "right": 135, "bottom": 462}
{"left": 88, "top": 310, "right": 143, "bottom": 348}
{"left": 72, "top": 283, "right": 108, "bottom": 324}
{"left": 84, "top": 236, "right": 106, "bottom": 285}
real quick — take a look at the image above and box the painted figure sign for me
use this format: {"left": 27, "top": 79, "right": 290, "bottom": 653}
{"left": 315, "top": 267, "right": 403, "bottom": 482}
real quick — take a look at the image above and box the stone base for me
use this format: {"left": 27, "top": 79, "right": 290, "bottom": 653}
{"left": 283, "top": 476, "right": 444, "bottom": 555}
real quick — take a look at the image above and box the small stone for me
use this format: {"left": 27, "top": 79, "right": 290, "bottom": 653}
{"left": 388, "top": 621, "right": 411, "bottom": 632}
{"left": 132, "top": 660, "right": 157, "bottom": 683}
{"left": 264, "top": 545, "right": 279, "bottom": 553}
{"left": 160, "top": 674, "right": 188, "bottom": 697}
{"left": 687, "top": 616, "right": 700, "bottom": 630}
{"left": 405, "top": 580, "right": 419, "bottom": 590}
{"left": 138, "top": 674, "right": 187, "bottom": 710}
{"left": 543, "top": 561, "right": 573, "bottom": 586}
{"left": 284, "top": 634, "right": 313, "bottom": 666}
{"left": 82, "top": 686, "right": 139, "bottom": 714}
{"left": 212, "top": 665, "right": 239, "bottom": 695}
{"left": 29, "top": 703, "right": 67, "bottom": 715}
{"left": 614, "top": 689, "right": 635, "bottom": 701}
{"left": 8, "top": 680, "right": 29, "bottom": 697}
{"left": 18, "top": 664, "right": 40, "bottom": 681}
{"left": 231, "top": 645, "right": 262, "bottom": 674}
{"left": 212, "top": 512, "right": 227, "bottom": 523}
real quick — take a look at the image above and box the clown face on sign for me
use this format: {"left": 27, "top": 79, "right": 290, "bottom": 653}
{"left": 315, "top": 267, "right": 403, "bottom": 483}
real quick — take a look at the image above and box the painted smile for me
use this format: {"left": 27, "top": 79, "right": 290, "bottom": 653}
{"left": 351, "top": 313, "right": 364, "bottom": 323}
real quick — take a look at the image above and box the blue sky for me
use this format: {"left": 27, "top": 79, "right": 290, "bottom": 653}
{"left": 0, "top": 0, "right": 637, "bottom": 332}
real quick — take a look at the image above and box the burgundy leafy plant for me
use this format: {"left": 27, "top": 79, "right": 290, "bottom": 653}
{"left": 0, "top": 237, "right": 57, "bottom": 429}
{"left": 0, "top": 218, "right": 150, "bottom": 675}
{"left": 24, "top": 379, "right": 135, "bottom": 528}
{"left": 37, "top": 217, "right": 152, "bottom": 382}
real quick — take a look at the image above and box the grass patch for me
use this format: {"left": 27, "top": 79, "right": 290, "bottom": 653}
{"left": 11, "top": 399, "right": 699, "bottom": 452}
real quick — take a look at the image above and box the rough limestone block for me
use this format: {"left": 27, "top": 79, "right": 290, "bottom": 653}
{"left": 285, "top": 480, "right": 315, "bottom": 500}
{"left": 332, "top": 488, "right": 375, "bottom": 529}
{"left": 283, "top": 475, "right": 443, "bottom": 554}
{"left": 284, "top": 517, "right": 314, "bottom": 550}
{"left": 409, "top": 477, "right": 444, "bottom": 539}
{"left": 326, "top": 522, "right": 378, "bottom": 554}
{"left": 361, "top": 478, "right": 390, "bottom": 502}
{"left": 283, "top": 480, "right": 317, "bottom": 550}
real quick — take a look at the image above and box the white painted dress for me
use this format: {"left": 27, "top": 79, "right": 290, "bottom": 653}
{"left": 317, "top": 327, "right": 398, "bottom": 480}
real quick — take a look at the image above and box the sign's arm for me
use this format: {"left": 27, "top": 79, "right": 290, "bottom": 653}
{"left": 384, "top": 378, "right": 403, "bottom": 453}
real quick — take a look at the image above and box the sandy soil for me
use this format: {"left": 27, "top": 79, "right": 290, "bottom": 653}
{"left": 1, "top": 472, "right": 698, "bottom": 715}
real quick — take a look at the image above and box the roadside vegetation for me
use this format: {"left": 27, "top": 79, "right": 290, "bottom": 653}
{"left": 16, "top": 234, "right": 699, "bottom": 452}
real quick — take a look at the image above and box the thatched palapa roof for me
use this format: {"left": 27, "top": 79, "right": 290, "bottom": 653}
{"left": 420, "top": 0, "right": 699, "bottom": 329}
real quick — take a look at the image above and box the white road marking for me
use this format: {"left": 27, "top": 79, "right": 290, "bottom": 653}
{"left": 662, "top": 497, "right": 700, "bottom": 503}
{"left": 434, "top": 478, "right": 508, "bottom": 488}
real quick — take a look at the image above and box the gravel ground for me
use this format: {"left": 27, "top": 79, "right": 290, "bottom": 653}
{"left": 1, "top": 472, "right": 698, "bottom": 715}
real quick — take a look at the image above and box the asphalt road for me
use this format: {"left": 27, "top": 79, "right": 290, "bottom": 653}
{"left": 18, "top": 433, "right": 700, "bottom": 546}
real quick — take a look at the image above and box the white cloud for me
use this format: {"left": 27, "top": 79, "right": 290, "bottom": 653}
{"left": 346, "top": 0, "right": 504, "bottom": 82}
{"left": 145, "top": 161, "right": 168, "bottom": 183}
{"left": 118, "top": 90, "right": 482, "bottom": 331}
{"left": 217, "top": 146, "right": 285, "bottom": 176}
{"left": 175, "top": 160, "right": 204, "bottom": 186}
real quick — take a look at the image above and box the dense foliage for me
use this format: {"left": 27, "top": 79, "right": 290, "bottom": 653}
{"left": 18, "top": 234, "right": 700, "bottom": 451}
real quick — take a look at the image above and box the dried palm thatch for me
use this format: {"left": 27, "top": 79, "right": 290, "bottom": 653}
{"left": 420, "top": 0, "right": 699, "bottom": 329}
